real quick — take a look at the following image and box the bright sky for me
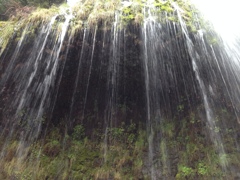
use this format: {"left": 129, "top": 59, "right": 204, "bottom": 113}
{"left": 67, "top": 0, "right": 79, "bottom": 7}
{"left": 191, "top": 0, "right": 240, "bottom": 42}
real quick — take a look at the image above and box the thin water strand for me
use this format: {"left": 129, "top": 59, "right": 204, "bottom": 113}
{"left": 173, "top": 2, "right": 228, "bottom": 169}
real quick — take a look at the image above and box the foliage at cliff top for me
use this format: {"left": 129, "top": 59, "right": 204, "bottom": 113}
{"left": 0, "top": 0, "right": 63, "bottom": 18}
{"left": 0, "top": 0, "right": 200, "bottom": 54}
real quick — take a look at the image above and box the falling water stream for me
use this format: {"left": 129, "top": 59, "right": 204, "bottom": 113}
{"left": 0, "top": 0, "right": 240, "bottom": 179}
{"left": 0, "top": 4, "right": 74, "bottom": 169}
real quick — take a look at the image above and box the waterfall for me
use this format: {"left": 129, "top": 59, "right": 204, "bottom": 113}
{"left": 173, "top": 2, "right": 228, "bottom": 169}
{"left": 0, "top": 0, "right": 240, "bottom": 179}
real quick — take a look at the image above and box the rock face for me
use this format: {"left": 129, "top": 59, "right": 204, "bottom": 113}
{"left": 0, "top": 1, "right": 240, "bottom": 179}
{"left": 0, "top": 19, "right": 198, "bottom": 133}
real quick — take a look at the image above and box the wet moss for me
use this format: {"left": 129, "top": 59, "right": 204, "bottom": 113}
{"left": 0, "top": 0, "right": 203, "bottom": 52}
{"left": 0, "top": 108, "right": 239, "bottom": 179}
{"left": 0, "top": 122, "right": 146, "bottom": 179}
{"left": 0, "top": 1, "right": 238, "bottom": 179}
{"left": 0, "top": 21, "right": 16, "bottom": 54}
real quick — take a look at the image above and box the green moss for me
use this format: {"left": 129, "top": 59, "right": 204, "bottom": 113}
{"left": 0, "top": 21, "right": 16, "bottom": 54}
{"left": 0, "top": 120, "right": 148, "bottom": 179}
{"left": 28, "top": 6, "right": 60, "bottom": 23}
{"left": 0, "top": 0, "right": 202, "bottom": 51}
{"left": 0, "top": 108, "right": 240, "bottom": 179}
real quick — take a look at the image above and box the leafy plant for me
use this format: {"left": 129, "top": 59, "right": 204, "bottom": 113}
{"left": 176, "top": 165, "right": 194, "bottom": 179}
{"left": 110, "top": 127, "right": 124, "bottom": 138}
{"left": 72, "top": 124, "right": 85, "bottom": 141}
{"left": 197, "top": 162, "right": 208, "bottom": 175}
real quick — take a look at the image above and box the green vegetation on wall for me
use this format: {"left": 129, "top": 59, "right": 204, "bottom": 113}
{"left": 0, "top": 0, "right": 201, "bottom": 55}
{"left": 0, "top": 108, "right": 239, "bottom": 179}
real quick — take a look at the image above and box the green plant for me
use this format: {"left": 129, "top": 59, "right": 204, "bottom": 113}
{"left": 214, "top": 126, "right": 220, "bottom": 133}
{"left": 127, "top": 133, "right": 135, "bottom": 144}
{"left": 177, "top": 165, "right": 194, "bottom": 178}
{"left": 177, "top": 104, "right": 184, "bottom": 112}
{"left": 162, "top": 122, "right": 175, "bottom": 138}
{"left": 110, "top": 127, "right": 124, "bottom": 138}
{"left": 197, "top": 162, "right": 208, "bottom": 175}
{"left": 43, "top": 140, "right": 61, "bottom": 157}
{"left": 72, "top": 124, "right": 85, "bottom": 141}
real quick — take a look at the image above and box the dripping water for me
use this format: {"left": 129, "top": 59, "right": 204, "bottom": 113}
{"left": 103, "top": 12, "right": 122, "bottom": 162}
{"left": 173, "top": 2, "right": 228, "bottom": 169}
{"left": 82, "top": 27, "right": 97, "bottom": 119}
{"left": 68, "top": 28, "right": 87, "bottom": 125}
{"left": 0, "top": 6, "right": 74, "bottom": 167}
